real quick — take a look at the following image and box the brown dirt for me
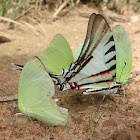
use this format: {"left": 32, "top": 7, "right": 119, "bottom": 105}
{"left": 0, "top": 5, "right": 140, "bottom": 140}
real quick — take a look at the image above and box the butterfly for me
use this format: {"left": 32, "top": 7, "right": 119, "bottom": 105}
{"left": 18, "top": 56, "right": 68, "bottom": 126}
{"left": 45, "top": 13, "right": 131, "bottom": 96}
{"left": 12, "top": 13, "right": 132, "bottom": 96}
{"left": 45, "top": 13, "right": 121, "bottom": 95}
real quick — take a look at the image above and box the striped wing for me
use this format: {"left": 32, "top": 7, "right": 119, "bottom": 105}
{"left": 50, "top": 13, "right": 117, "bottom": 94}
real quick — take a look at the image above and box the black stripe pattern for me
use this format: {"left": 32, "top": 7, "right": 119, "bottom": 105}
{"left": 62, "top": 14, "right": 112, "bottom": 83}
{"left": 50, "top": 13, "right": 119, "bottom": 93}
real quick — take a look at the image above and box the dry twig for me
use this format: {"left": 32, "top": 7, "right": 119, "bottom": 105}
{"left": 0, "top": 94, "right": 18, "bottom": 102}
{"left": 53, "top": 0, "right": 70, "bottom": 18}
{"left": 0, "top": 16, "right": 46, "bottom": 37}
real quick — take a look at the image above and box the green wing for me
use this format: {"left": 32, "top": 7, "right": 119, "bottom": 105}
{"left": 39, "top": 34, "right": 74, "bottom": 74}
{"left": 18, "top": 57, "right": 68, "bottom": 126}
{"left": 112, "top": 25, "right": 132, "bottom": 84}
{"left": 73, "top": 42, "right": 83, "bottom": 61}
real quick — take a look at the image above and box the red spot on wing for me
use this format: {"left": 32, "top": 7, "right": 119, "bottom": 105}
{"left": 109, "top": 78, "right": 113, "bottom": 81}
{"left": 69, "top": 71, "right": 113, "bottom": 90}
{"left": 77, "top": 84, "right": 82, "bottom": 89}
{"left": 69, "top": 83, "right": 82, "bottom": 90}
{"left": 88, "top": 71, "right": 111, "bottom": 78}
{"left": 70, "top": 82, "right": 74, "bottom": 87}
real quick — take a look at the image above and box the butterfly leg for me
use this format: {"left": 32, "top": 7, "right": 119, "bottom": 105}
{"left": 8, "top": 113, "right": 24, "bottom": 139}
{"left": 14, "top": 113, "right": 24, "bottom": 123}
{"left": 10, "top": 113, "right": 24, "bottom": 128}
{"left": 102, "top": 94, "right": 106, "bottom": 101}
{"left": 112, "top": 84, "right": 128, "bottom": 100}
{"left": 122, "top": 86, "right": 128, "bottom": 101}
{"left": 122, "top": 83, "right": 128, "bottom": 100}
{"left": 111, "top": 93, "right": 124, "bottom": 97}
{"left": 15, "top": 113, "right": 35, "bottom": 125}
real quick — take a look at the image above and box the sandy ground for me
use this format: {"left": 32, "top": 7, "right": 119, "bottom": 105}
{"left": 0, "top": 5, "right": 140, "bottom": 140}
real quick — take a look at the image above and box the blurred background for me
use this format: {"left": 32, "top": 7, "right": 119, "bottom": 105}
{"left": 0, "top": 0, "right": 140, "bottom": 140}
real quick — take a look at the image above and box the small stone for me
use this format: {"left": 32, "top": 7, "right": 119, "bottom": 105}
{"left": 49, "top": 136, "right": 55, "bottom": 140}
{"left": 131, "top": 16, "right": 139, "bottom": 22}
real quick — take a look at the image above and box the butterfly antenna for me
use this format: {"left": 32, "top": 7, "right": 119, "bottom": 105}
{"left": 0, "top": 88, "right": 8, "bottom": 95}
{"left": 4, "top": 84, "right": 13, "bottom": 94}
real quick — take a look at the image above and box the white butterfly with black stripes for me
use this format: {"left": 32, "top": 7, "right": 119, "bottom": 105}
{"left": 49, "top": 13, "right": 121, "bottom": 95}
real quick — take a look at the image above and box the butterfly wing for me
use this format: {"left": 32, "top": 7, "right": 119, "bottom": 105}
{"left": 73, "top": 42, "right": 83, "bottom": 61}
{"left": 112, "top": 25, "right": 132, "bottom": 84}
{"left": 51, "top": 14, "right": 117, "bottom": 93}
{"left": 11, "top": 34, "right": 73, "bottom": 74}
{"left": 39, "top": 34, "right": 74, "bottom": 74}
{"left": 18, "top": 57, "right": 68, "bottom": 126}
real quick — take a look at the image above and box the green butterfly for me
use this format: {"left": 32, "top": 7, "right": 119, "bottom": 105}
{"left": 18, "top": 56, "right": 68, "bottom": 126}
{"left": 12, "top": 34, "right": 74, "bottom": 74}
{"left": 39, "top": 34, "right": 74, "bottom": 74}
{"left": 112, "top": 25, "right": 132, "bottom": 84}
